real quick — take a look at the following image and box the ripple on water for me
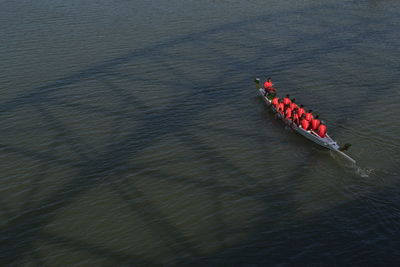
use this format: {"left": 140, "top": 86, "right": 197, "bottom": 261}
{"left": 2, "top": 0, "right": 400, "bottom": 265}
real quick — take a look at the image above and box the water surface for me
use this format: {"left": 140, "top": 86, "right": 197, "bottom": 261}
{"left": 1, "top": 0, "right": 400, "bottom": 265}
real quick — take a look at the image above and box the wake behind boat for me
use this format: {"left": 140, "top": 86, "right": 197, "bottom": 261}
{"left": 255, "top": 78, "right": 356, "bottom": 164}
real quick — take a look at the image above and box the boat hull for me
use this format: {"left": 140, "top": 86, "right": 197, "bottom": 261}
{"left": 258, "top": 88, "right": 340, "bottom": 151}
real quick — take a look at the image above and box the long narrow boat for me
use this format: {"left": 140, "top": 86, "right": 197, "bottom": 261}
{"left": 255, "top": 78, "right": 356, "bottom": 163}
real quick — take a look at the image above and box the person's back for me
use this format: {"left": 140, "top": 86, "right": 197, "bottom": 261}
{"left": 292, "top": 111, "right": 300, "bottom": 125}
{"left": 271, "top": 97, "right": 279, "bottom": 107}
{"left": 300, "top": 115, "right": 310, "bottom": 130}
{"left": 305, "top": 110, "right": 313, "bottom": 122}
{"left": 285, "top": 107, "right": 292, "bottom": 120}
{"left": 277, "top": 100, "right": 285, "bottom": 114}
{"left": 283, "top": 94, "right": 291, "bottom": 106}
{"left": 318, "top": 124, "right": 327, "bottom": 138}
{"left": 290, "top": 99, "right": 297, "bottom": 110}
{"left": 297, "top": 104, "right": 305, "bottom": 118}
{"left": 311, "top": 115, "right": 320, "bottom": 131}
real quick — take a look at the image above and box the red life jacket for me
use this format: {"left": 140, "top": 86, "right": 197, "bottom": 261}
{"left": 283, "top": 97, "right": 291, "bottom": 106}
{"left": 301, "top": 119, "right": 310, "bottom": 130}
{"left": 277, "top": 103, "right": 285, "bottom": 114}
{"left": 285, "top": 108, "right": 292, "bottom": 119}
{"left": 311, "top": 119, "right": 321, "bottom": 131}
{"left": 305, "top": 112, "right": 313, "bottom": 122}
{"left": 297, "top": 108, "right": 305, "bottom": 118}
{"left": 318, "top": 124, "right": 327, "bottom": 138}
{"left": 290, "top": 103, "right": 298, "bottom": 110}
{"left": 271, "top": 97, "right": 279, "bottom": 106}
{"left": 264, "top": 81, "right": 273, "bottom": 88}
{"left": 293, "top": 114, "right": 300, "bottom": 125}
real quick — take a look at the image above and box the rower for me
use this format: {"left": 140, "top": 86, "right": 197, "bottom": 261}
{"left": 285, "top": 106, "right": 292, "bottom": 120}
{"left": 297, "top": 104, "right": 305, "bottom": 118}
{"left": 311, "top": 115, "right": 321, "bottom": 131}
{"left": 271, "top": 97, "right": 279, "bottom": 107}
{"left": 305, "top": 109, "right": 313, "bottom": 122}
{"left": 317, "top": 122, "right": 327, "bottom": 138}
{"left": 292, "top": 110, "right": 300, "bottom": 125}
{"left": 290, "top": 98, "right": 297, "bottom": 110}
{"left": 300, "top": 114, "right": 310, "bottom": 130}
{"left": 283, "top": 94, "right": 291, "bottom": 106}
{"left": 277, "top": 99, "right": 285, "bottom": 114}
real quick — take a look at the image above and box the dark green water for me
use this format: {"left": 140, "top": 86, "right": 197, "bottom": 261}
{"left": 1, "top": 0, "right": 400, "bottom": 265}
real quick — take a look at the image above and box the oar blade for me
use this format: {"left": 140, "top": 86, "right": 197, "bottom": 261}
{"left": 336, "top": 150, "right": 356, "bottom": 164}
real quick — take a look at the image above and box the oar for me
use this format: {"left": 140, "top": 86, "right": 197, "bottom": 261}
{"left": 335, "top": 150, "right": 356, "bottom": 164}
{"left": 335, "top": 144, "right": 356, "bottom": 164}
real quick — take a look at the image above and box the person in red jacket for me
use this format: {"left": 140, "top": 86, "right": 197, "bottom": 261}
{"left": 263, "top": 77, "right": 276, "bottom": 98}
{"left": 318, "top": 123, "right": 327, "bottom": 138}
{"left": 297, "top": 104, "right": 305, "bottom": 118}
{"left": 300, "top": 114, "right": 310, "bottom": 130}
{"left": 305, "top": 109, "right": 313, "bottom": 122}
{"left": 311, "top": 115, "right": 321, "bottom": 131}
{"left": 271, "top": 97, "right": 279, "bottom": 107}
{"left": 290, "top": 99, "right": 297, "bottom": 110}
{"left": 283, "top": 94, "right": 291, "bottom": 106}
{"left": 264, "top": 77, "right": 273, "bottom": 89}
{"left": 292, "top": 110, "right": 300, "bottom": 125}
{"left": 277, "top": 99, "right": 285, "bottom": 114}
{"left": 285, "top": 106, "right": 293, "bottom": 120}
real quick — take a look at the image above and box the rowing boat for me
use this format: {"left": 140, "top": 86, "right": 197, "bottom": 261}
{"left": 255, "top": 78, "right": 356, "bottom": 163}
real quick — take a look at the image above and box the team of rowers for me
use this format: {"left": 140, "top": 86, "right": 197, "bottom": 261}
{"left": 263, "top": 78, "right": 328, "bottom": 138}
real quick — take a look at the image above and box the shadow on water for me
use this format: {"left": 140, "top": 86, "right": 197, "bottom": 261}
{"left": 110, "top": 180, "right": 201, "bottom": 257}
{"left": 0, "top": 18, "right": 258, "bottom": 265}
{"left": 1, "top": 3, "right": 400, "bottom": 265}
{"left": 183, "top": 191, "right": 400, "bottom": 266}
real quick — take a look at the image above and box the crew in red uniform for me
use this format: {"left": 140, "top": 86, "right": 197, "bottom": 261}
{"left": 290, "top": 99, "right": 297, "bottom": 110}
{"left": 285, "top": 106, "right": 292, "bottom": 120}
{"left": 263, "top": 77, "right": 276, "bottom": 98}
{"left": 317, "top": 123, "right": 327, "bottom": 138}
{"left": 297, "top": 104, "right": 305, "bottom": 118}
{"left": 283, "top": 94, "right": 291, "bottom": 106}
{"left": 305, "top": 109, "right": 313, "bottom": 122}
{"left": 271, "top": 97, "right": 279, "bottom": 107}
{"left": 311, "top": 115, "right": 321, "bottom": 131}
{"left": 264, "top": 77, "right": 273, "bottom": 90}
{"left": 300, "top": 114, "right": 310, "bottom": 130}
{"left": 277, "top": 99, "right": 285, "bottom": 114}
{"left": 292, "top": 110, "right": 300, "bottom": 125}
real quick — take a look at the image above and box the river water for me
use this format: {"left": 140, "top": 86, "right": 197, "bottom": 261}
{"left": 1, "top": 0, "right": 400, "bottom": 265}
